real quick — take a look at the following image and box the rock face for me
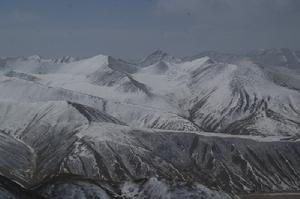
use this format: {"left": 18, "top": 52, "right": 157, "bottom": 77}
{"left": 0, "top": 101, "right": 236, "bottom": 198}
{"left": 0, "top": 50, "right": 299, "bottom": 136}
{"left": 0, "top": 101, "right": 299, "bottom": 198}
{"left": 59, "top": 123, "right": 300, "bottom": 194}
{"left": 0, "top": 49, "right": 299, "bottom": 198}
{"left": 34, "top": 176, "right": 232, "bottom": 199}
{"left": 0, "top": 175, "right": 43, "bottom": 199}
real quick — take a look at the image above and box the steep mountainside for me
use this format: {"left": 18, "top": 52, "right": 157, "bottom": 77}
{"left": 0, "top": 100, "right": 299, "bottom": 198}
{"left": 2, "top": 50, "right": 299, "bottom": 136}
{"left": 0, "top": 49, "right": 299, "bottom": 198}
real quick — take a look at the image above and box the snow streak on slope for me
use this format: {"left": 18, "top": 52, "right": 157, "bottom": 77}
{"left": 0, "top": 49, "right": 299, "bottom": 198}
{"left": 0, "top": 100, "right": 237, "bottom": 198}
{"left": 29, "top": 176, "right": 234, "bottom": 199}
{"left": 0, "top": 104, "right": 299, "bottom": 197}
{"left": 0, "top": 100, "right": 125, "bottom": 186}
{"left": 0, "top": 51, "right": 299, "bottom": 136}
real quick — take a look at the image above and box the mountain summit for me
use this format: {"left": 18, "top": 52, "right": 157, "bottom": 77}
{"left": 0, "top": 48, "right": 299, "bottom": 198}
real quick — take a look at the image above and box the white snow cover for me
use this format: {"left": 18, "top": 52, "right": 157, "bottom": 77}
{"left": 0, "top": 50, "right": 300, "bottom": 199}
{"left": 0, "top": 51, "right": 299, "bottom": 136}
{"left": 0, "top": 100, "right": 87, "bottom": 138}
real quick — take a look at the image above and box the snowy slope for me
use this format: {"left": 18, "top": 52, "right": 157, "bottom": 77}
{"left": 29, "top": 176, "right": 234, "bottom": 199}
{"left": 134, "top": 57, "right": 300, "bottom": 136}
{"left": 0, "top": 100, "right": 124, "bottom": 186}
{"left": 0, "top": 106, "right": 299, "bottom": 196}
{"left": 0, "top": 100, "right": 236, "bottom": 198}
{"left": 0, "top": 50, "right": 299, "bottom": 136}
{"left": 0, "top": 48, "right": 299, "bottom": 199}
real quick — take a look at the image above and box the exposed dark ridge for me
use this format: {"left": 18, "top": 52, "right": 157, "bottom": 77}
{"left": 247, "top": 48, "right": 300, "bottom": 69}
{"left": 88, "top": 57, "right": 153, "bottom": 96}
{"left": 107, "top": 56, "right": 138, "bottom": 74}
{"left": 266, "top": 109, "right": 300, "bottom": 126}
{"left": 139, "top": 50, "right": 181, "bottom": 67}
{"left": 189, "top": 135, "right": 200, "bottom": 156}
{"left": 246, "top": 147, "right": 270, "bottom": 174}
{"left": 5, "top": 70, "right": 41, "bottom": 83}
{"left": 88, "top": 68, "right": 127, "bottom": 86}
{"left": 151, "top": 61, "right": 169, "bottom": 74}
{"left": 86, "top": 56, "right": 137, "bottom": 87}
{"left": 68, "top": 102, "right": 125, "bottom": 125}
{"left": 270, "top": 75, "right": 300, "bottom": 92}
{"left": 141, "top": 50, "right": 168, "bottom": 64}
{"left": 79, "top": 140, "right": 114, "bottom": 182}
{"left": 105, "top": 142, "right": 135, "bottom": 180}
{"left": 276, "top": 150, "right": 300, "bottom": 181}
{"left": 0, "top": 175, "right": 45, "bottom": 199}
{"left": 32, "top": 174, "right": 121, "bottom": 199}
{"left": 221, "top": 111, "right": 260, "bottom": 135}
{"left": 126, "top": 75, "right": 153, "bottom": 97}
{"left": 2, "top": 75, "right": 108, "bottom": 103}
{"left": 176, "top": 112, "right": 203, "bottom": 132}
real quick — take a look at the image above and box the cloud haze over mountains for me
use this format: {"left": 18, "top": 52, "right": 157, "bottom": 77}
{"left": 0, "top": 1, "right": 300, "bottom": 197}
{"left": 0, "top": 0, "right": 299, "bottom": 58}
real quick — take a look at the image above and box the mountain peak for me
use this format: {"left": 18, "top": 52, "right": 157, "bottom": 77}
{"left": 27, "top": 54, "right": 41, "bottom": 60}
{"left": 247, "top": 48, "right": 300, "bottom": 68}
{"left": 140, "top": 50, "right": 181, "bottom": 67}
{"left": 144, "top": 50, "right": 169, "bottom": 60}
{"left": 55, "top": 56, "right": 77, "bottom": 63}
{"left": 150, "top": 49, "right": 168, "bottom": 56}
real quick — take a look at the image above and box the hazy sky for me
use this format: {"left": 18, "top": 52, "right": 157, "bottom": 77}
{"left": 0, "top": 0, "right": 299, "bottom": 59}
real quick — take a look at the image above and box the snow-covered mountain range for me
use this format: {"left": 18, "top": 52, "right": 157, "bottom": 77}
{"left": 0, "top": 48, "right": 299, "bottom": 198}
